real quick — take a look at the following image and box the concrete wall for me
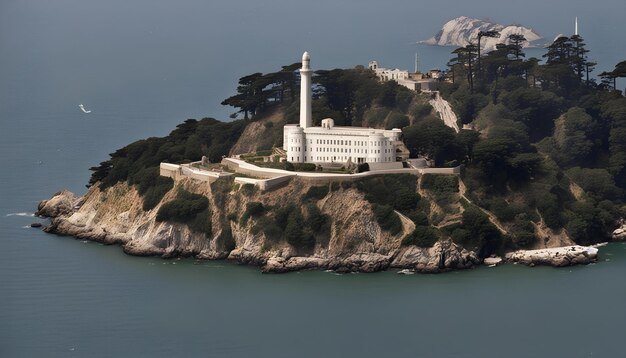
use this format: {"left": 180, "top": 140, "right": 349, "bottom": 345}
{"left": 160, "top": 163, "right": 181, "bottom": 180}
{"left": 160, "top": 162, "right": 234, "bottom": 183}
{"left": 222, "top": 158, "right": 461, "bottom": 184}
{"left": 368, "top": 162, "right": 404, "bottom": 171}
{"left": 418, "top": 166, "right": 461, "bottom": 175}
{"left": 235, "top": 174, "right": 293, "bottom": 191}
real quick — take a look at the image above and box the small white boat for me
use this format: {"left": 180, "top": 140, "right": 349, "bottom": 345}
{"left": 79, "top": 104, "right": 91, "bottom": 113}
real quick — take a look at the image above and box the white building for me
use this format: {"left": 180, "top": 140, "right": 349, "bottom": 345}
{"left": 368, "top": 60, "right": 438, "bottom": 91}
{"left": 283, "top": 52, "right": 403, "bottom": 165}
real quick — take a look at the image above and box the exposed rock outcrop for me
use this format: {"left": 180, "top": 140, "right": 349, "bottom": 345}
{"left": 505, "top": 246, "right": 598, "bottom": 267}
{"left": 391, "top": 240, "right": 480, "bottom": 272}
{"left": 611, "top": 221, "right": 626, "bottom": 240}
{"left": 37, "top": 178, "right": 482, "bottom": 273}
{"left": 38, "top": 177, "right": 609, "bottom": 273}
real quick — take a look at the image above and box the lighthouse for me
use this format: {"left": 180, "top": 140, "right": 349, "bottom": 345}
{"left": 299, "top": 51, "right": 313, "bottom": 128}
{"left": 283, "top": 51, "right": 403, "bottom": 165}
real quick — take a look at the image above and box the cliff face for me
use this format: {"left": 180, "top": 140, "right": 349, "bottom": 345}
{"left": 37, "top": 179, "right": 481, "bottom": 273}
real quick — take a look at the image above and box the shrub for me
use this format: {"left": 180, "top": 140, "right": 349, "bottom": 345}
{"left": 372, "top": 204, "right": 402, "bottom": 235}
{"left": 285, "top": 209, "right": 315, "bottom": 249}
{"left": 341, "top": 181, "right": 355, "bottom": 190}
{"left": 487, "top": 197, "right": 516, "bottom": 222}
{"left": 421, "top": 174, "right": 459, "bottom": 194}
{"left": 456, "top": 206, "right": 502, "bottom": 257}
{"left": 274, "top": 204, "right": 294, "bottom": 231}
{"left": 406, "top": 210, "right": 429, "bottom": 226}
{"left": 293, "top": 163, "right": 316, "bottom": 172}
{"left": 156, "top": 189, "right": 209, "bottom": 223}
{"left": 142, "top": 180, "right": 174, "bottom": 211}
{"left": 189, "top": 209, "right": 212, "bottom": 237}
{"left": 402, "top": 226, "right": 439, "bottom": 247}
{"left": 241, "top": 183, "right": 256, "bottom": 196}
{"left": 385, "top": 112, "right": 410, "bottom": 130}
{"left": 241, "top": 201, "right": 264, "bottom": 224}
{"left": 410, "top": 103, "right": 433, "bottom": 120}
{"left": 306, "top": 203, "right": 328, "bottom": 233}
{"left": 252, "top": 216, "right": 281, "bottom": 240}
{"left": 355, "top": 174, "right": 418, "bottom": 212}
{"left": 128, "top": 167, "right": 174, "bottom": 211}
{"left": 357, "top": 163, "right": 370, "bottom": 173}
{"left": 304, "top": 185, "right": 329, "bottom": 201}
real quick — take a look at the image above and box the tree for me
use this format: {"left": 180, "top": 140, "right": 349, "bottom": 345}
{"left": 508, "top": 34, "right": 527, "bottom": 60}
{"left": 499, "top": 87, "right": 564, "bottom": 141}
{"left": 452, "top": 45, "right": 478, "bottom": 92}
{"left": 477, "top": 30, "right": 500, "bottom": 77}
{"left": 402, "top": 119, "right": 457, "bottom": 165}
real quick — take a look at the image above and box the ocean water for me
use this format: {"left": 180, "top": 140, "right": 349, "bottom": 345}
{"left": 1, "top": 0, "right": 625, "bottom": 357}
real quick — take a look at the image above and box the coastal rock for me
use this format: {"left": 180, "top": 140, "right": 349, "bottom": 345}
{"left": 611, "top": 221, "right": 626, "bottom": 240}
{"left": 37, "top": 190, "right": 77, "bottom": 217}
{"left": 391, "top": 239, "right": 480, "bottom": 273}
{"left": 39, "top": 178, "right": 602, "bottom": 274}
{"left": 262, "top": 256, "right": 329, "bottom": 273}
{"left": 504, "top": 246, "right": 598, "bottom": 267}
{"left": 484, "top": 256, "right": 502, "bottom": 266}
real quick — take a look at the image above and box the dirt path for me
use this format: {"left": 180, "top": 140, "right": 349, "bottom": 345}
{"left": 458, "top": 180, "right": 508, "bottom": 235}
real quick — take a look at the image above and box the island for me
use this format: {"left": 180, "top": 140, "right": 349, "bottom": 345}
{"left": 37, "top": 32, "right": 626, "bottom": 273}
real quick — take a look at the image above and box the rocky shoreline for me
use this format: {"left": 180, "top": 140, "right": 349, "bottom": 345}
{"left": 36, "top": 185, "right": 605, "bottom": 273}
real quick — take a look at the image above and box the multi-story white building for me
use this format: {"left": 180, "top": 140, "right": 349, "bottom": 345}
{"left": 283, "top": 52, "right": 403, "bottom": 165}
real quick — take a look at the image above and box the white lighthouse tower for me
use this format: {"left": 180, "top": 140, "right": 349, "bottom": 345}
{"left": 299, "top": 51, "right": 313, "bottom": 128}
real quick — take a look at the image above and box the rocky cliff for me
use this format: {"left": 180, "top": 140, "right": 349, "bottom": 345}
{"left": 422, "top": 16, "right": 543, "bottom": 51}
{"left": 37, "top": 179, "right": 481, "bottom": 273}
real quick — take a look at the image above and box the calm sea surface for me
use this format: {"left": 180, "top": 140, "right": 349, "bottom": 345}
{"left": 1, "top": 1, "right": 625, "bottom": 357}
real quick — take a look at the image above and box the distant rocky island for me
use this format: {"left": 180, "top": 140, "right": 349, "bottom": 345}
{"left": 422, "top": 16, "right": 543, "bottom": 50}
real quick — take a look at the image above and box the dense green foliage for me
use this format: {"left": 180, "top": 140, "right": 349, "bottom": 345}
{"left": 240, "top": 202, "right": 265, "bottom": 224}
{"left": 156, "top": 189, "right": 212, "bottom": 237}
{"left": 284, "top": 209, "right": 315, "bottom": 249}
{"left": 221, "top": 63, "right": 301, "bottom": 119}
{"left": 403, "top": 226, "right": 440, "bottom": 247}
{"left": 421, "top": 175, "right": 459, "bottom": 194}
{"left": 313, "top": 67, "right": 416, "bottom": 127}
{"left": 89, "top": 118, "right": 246, "bottom": 191}
{"left": 348, "top": 174, "right": 428, "bottom": 234}
{"left": 128, "top": 167, "right": 174, "bottom": 211}
{"left": 452, "top": 207, "right": 502, "bottom": 257}
{"left": 357, "top": 163, "right": 370, "bottom": 173}
{"left": 403, "top": 120, "right": 479, "bottom": 166}
{"left": 304, "top": 185, "right": 330, "bottom": 201}
{"left": 440, "top": 32, "right": 626, "bottom": 248}
{"left": 372, "top": 204, "right": 402, "bottom": 235}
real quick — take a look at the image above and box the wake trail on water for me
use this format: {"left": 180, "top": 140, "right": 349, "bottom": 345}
{"left": 6, "top": 212, "right": 35, "bottom": 217}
